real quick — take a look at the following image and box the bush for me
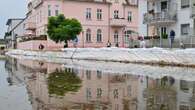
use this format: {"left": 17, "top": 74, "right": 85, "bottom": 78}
{"left": 162, "top": 33, "right": 168, "bottom": 39}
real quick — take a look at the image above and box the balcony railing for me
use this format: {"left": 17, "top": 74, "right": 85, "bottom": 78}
{"left": 143, "top": 11, "right": 177, "bottom": 26}
{"left": 25, "top": 22, "right": 36, "bottom": 30}
{"left": 110, "top": 18, "right": 126, "bottom": 27}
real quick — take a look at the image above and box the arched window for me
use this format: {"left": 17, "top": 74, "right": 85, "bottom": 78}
{"left": 86, "top": 29, "right": 91, "bottom": 42}
{"left": 97, "top": 29, "right": 102, "bottom": 42}
{"left": 114, "top": 30, "right": 119, "bottom": 43}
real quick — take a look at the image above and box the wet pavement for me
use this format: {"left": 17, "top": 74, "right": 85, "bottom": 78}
{"left": 1, "top": 57, "right": 195, "bottom": 110}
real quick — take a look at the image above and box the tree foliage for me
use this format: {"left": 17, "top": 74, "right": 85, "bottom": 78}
{"left": 47, "top": 69, "right": 82, "bottom": 96}
{"left": 47, "top": 14, "right": 82, "bottom": 44}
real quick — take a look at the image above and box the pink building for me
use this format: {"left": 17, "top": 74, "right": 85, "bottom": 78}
{"left": 16, "top": 59, "right": 140, "bottom": 110}
{"left": 18, "top": 0, "right": 139, "bottom": 50}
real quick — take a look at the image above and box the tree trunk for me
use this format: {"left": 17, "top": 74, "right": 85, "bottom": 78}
{"left": 64, "top": 40, "right": 68, "bottom": 48}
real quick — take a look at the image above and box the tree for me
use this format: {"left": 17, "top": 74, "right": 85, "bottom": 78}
{"left": 47, "top": 14, "right": 82, "bottom": 47}
{"left": 47, "top": 69, "right": 82, "bottom": 96}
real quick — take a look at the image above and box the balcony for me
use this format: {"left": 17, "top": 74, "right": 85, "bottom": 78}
{"left": 25, "top": 22, "right": 36, "bottom": 30}
{"left": 110, "top": 18, "right": 126, "bottom": 27}
{"left": 143, "top": 11, "right": 177, "bottom": 26}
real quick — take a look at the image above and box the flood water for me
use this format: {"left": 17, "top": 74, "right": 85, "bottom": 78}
{"left": 1, "top": 56, "right": 195, "bottom": 110}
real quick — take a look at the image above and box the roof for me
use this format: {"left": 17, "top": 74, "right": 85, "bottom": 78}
{"left": 6, "top": 18, "right": 24, "bottom": 25}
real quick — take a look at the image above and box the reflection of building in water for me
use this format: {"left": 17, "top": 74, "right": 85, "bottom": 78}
{"left": 144, "top": 77, "right": 177, "bottom": 110}
{"left": 5, "top": 57, "right": 28, "bottom": 85}
{"left": 16, "top": 59, "right": 143, "bottom": 110}
{"left": 191, "top": 83, "right": 195, "bottom": 110}
{"left": 144, "top": 77, "right": 195, "bottom": 110}
{"left": 4, "top": 57, "right": 46, "bottom": 86}
{"left": 6, "top": 58, "right": 195, "bottom": 110}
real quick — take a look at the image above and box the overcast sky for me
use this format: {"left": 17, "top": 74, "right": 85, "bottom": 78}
{"left": 0, "top": 0, "right": 27, "bottom": 38}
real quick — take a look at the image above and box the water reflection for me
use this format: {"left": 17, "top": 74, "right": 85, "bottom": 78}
{"left": 48, "top": 69, "right": 82, "bottom": 96}
{"left": 4, "top": 57, "right": 195, "bottom": 110}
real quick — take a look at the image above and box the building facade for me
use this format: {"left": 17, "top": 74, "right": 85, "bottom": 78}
{"left": 6, "top": 56, "right": 195, "bottom": 110}
{"left": 139, "top": 0, "right": 195, "bottom": 48}
{"left": 5, "top": 18, "right": 25, "bottom": 49}
{"left": 17, "top": 0, "right": 139, "bottom": 50}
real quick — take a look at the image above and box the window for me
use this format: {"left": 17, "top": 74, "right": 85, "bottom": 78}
{"left": 86, "top": 29, "right": 91, "bottom": 42}
{"left": 55, "top": 5, "right": 59, "bottom": 16}
{"left": 127, "top": 85, "right": 131, "bottom": 96}
{"left": 97, "top": 9, "right": 102, "bottom": 20}
{"left": 113, "top": 89, "right": 119, "bottom": 99}
{"left": 55, "top": 10, "right": 59, "bottom": 16}
{"left": 181, "top": 0, "right": 190, "bottom": 8}
{"left": 97, "top": 70, "right": 102, "bottom": 79}
{"left": 48, "top": 5, "right": 51, "bottom": 16}
{"left": 86, "top": 8, "right": 92, "bottom": 20}
{"left": 97, "top": 88, "right": 102, "bottom": 98}
{"left": 86, "top": 70, "right": 91, "bottom": 80}
{"left": 180, "top": 80, "right": 189, "bottom": 92}
{"left": 114, "top": 10, "right": 119, "bottom": 19}
{"left": 97, "top": 29, "right": 102, "bottom": 42}
{"left": 127, "top": 11, "right": 132, "bottom": 22}
{"left": 181, "top": 24, "right": 190, "bottom": 35}
{"left": 161, "top": 1, "right": 168, "bottom": 11}
{"left": 114, "top": 31, "right": 119, "bottom": 43}
{"left": 86, "top": 88, "right": 92, "bottom": 99}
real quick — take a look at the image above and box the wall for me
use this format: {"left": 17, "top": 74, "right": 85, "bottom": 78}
{"left": 18, "top": 40, "right": 64, "bottom": 50}
{"left": 24, "top": 0, "right": 139, "bottom": 49}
